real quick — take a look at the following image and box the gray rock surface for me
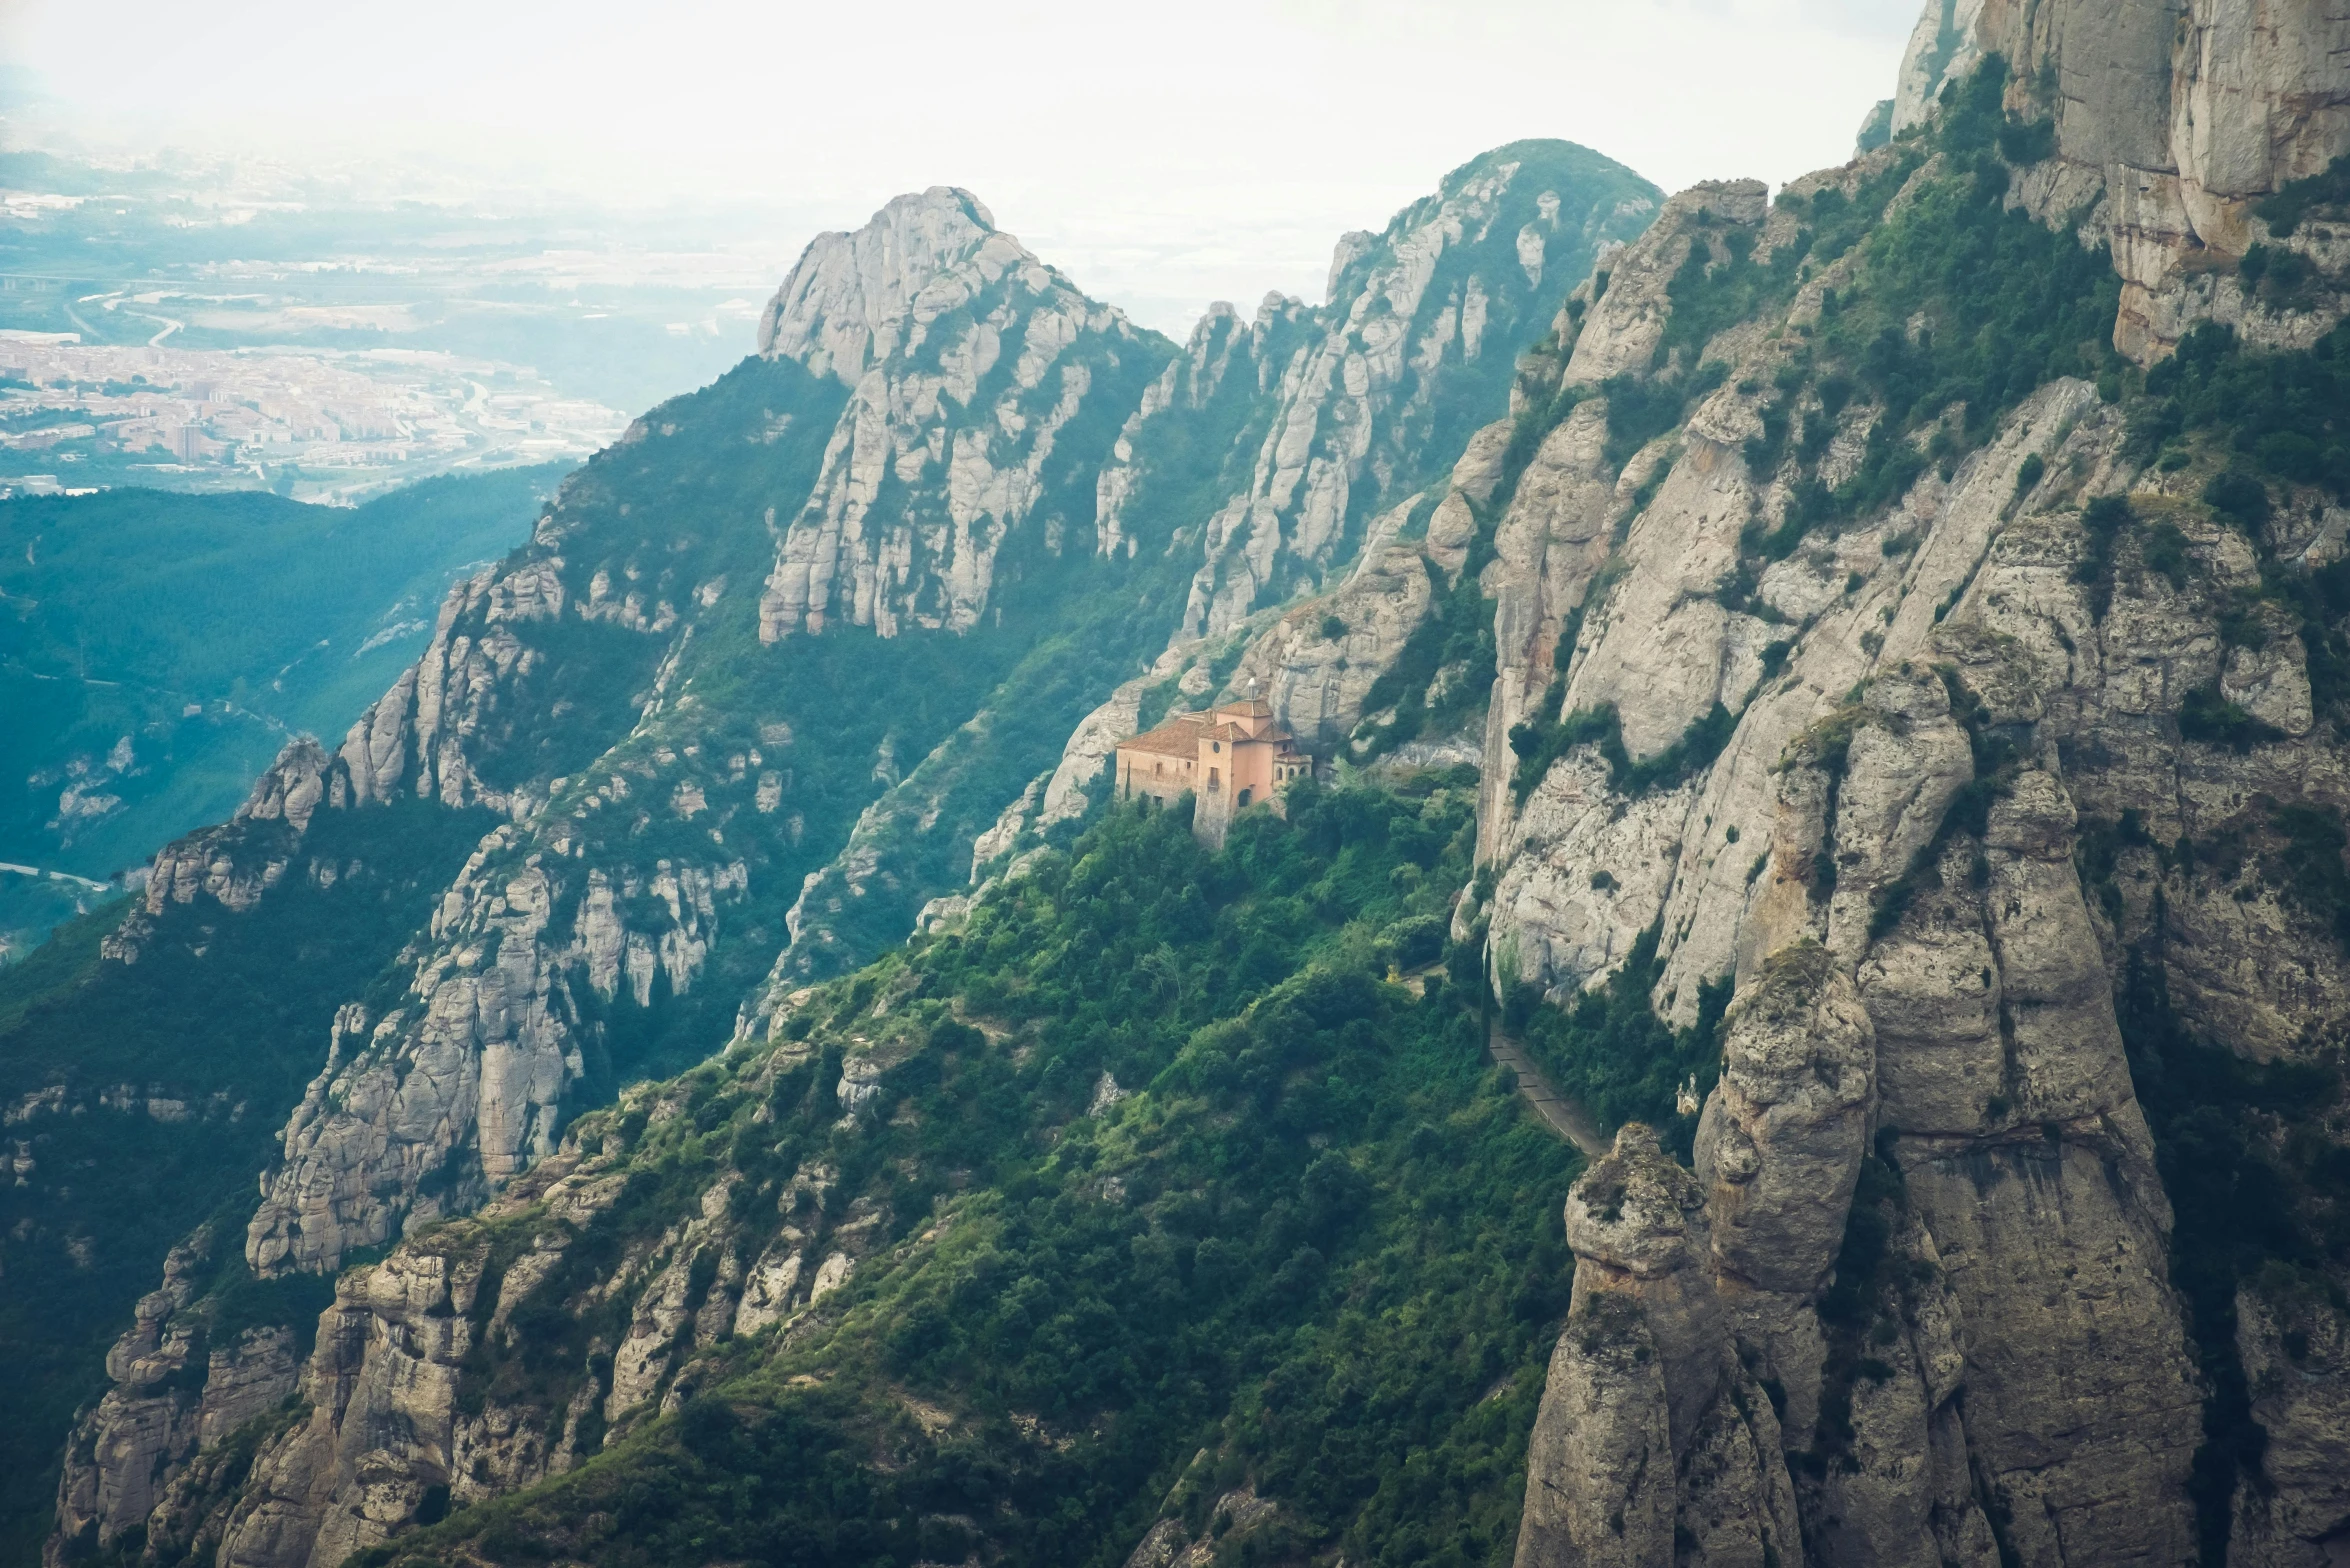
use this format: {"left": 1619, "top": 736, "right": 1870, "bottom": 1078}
{"left": 752, "top": 189, "right": 1162, "bottom": 640}
{"left": 1178, "top": 150, "right": 1653, "bottom": 638}
{"left": 1894, "top": 0, "right": 2350, "bottom": 359}
{"left": 1695, "top": 941, "right": 1874, "bottom": 1297}
{"left": 1517, "top": 1125, "right": 1804, "bottom": 1568}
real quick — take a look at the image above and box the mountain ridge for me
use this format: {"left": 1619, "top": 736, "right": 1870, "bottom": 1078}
{"left": 13, "top": 136, "right": 1662, "bottom": 1566}
{"left": 18, "top": 3, "right": 2350, "bottom": 1562}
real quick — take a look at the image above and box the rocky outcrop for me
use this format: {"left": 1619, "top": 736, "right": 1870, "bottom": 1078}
{"left": 204, "top": 1151, "right": 643, "bottom": 1568}
{"left": 245, "top": 832, "right": 568, "bottom": 1276}
{"left": 102, "top": 735, "right": 363, "bottom": 965}
{"left": 100, "top": 1028, "right": 916, "bottom": 1568}
{"left": 1895, "top": 0, "right": 2350, "bottom": 359}
{"left": 1178, "top": 142, "right": 1656, "bottom": 638}
{"left": 2232, "top": 1285, "right": 2350, "bottom": 1566}
{"left": 1487, "top": 371, "right": 2230, "bottom": 1556}
{"left": 1471, "top": 154, "right": 1925, "bottom": 1001}
{"left": 1489, "top": 753, "right": 1688, "bottom": 999}
{"left": 46, "top": 1231, "right": 305, "bottom": 1567}
{"left": 1522, "top": 889, "right": 2200, "bottom": 1565}
{"left": 1487, "top": 140, "right": 2289, "bottom": 1534}
{"left": 1693, "top": 945, "right": 1875, "bottom": 1434}
{"left": 1515, "top": 1124, "right": 1803, "bottom": 1568}
{"left": 332, "top": 555, "right": 575, "bottom": 816}
{"left": 1118, "top": 1487, "right": 1287, "bottom": 1568}
{"left": 1227, "top": 538, "right": 1438, "bottom": 750}
{"left": 245, "top": 825, "right": 750, "bottom": 1277}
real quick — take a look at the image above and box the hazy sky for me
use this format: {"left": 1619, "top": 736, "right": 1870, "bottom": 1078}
{"left": 1, "top": 0, "right": 1925, "bottom": 337}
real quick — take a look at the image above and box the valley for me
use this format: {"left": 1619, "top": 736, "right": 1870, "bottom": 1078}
{"left": 0, "top": 463, "right": 567, "bottom": 957}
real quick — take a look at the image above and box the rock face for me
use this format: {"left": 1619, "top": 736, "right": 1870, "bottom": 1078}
{"left": 102, "top": 722, "right": 408, "bottom": 966}
{"left": 1515, "top": 1124, "right": 1804, "bottom": 1568}
{"left": 1895, "top": 0, "right": 2350, "bottom": 358}
{"left": 241, "top": 829, "right": 742, "bottom": 1276}
{"left": 1696, "top": 944, "right": 1874, "bottom": 1303}
{"left": 1498, "top": 6, "right": 2348, "bottom": 1562}
{"left": 1175, "top": 142, "right": 1656, "bottom": 638}
{"left": 1522, "top": 918, "right": 2197, "bottom": 1568}
{"left": 46, "top": 1231, "right": 304, "bottom": 1567}
{"left": 63, "top": 1029, "right": 919, "bottom": 1567}
{"left": 752, "top": 188, "right": 1166, "bottom": 640}
{"left": 1228, "top": 540, "right": 1438, "bottom": 750}
{"left": 195, "top": 1150, "right": 655, "bottom": 1568}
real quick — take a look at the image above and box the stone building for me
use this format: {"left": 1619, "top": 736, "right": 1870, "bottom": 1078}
{"left": 1113, "top": 692, "right": 1311, "bottom": 847}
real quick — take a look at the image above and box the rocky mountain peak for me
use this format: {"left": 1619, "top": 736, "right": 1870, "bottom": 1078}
{"left": 1174, "top": 139, "right": 1659, "bottom": 637}
{"left": 751, "top": 187, "right": 1167, "bottom": 641}
{"left": 755, "top": 185, "right": 1022, "bottom": 383}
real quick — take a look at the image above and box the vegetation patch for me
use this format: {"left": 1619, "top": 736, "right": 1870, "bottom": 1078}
{"left": 2130, "top": 318, "right": 2350, "bottom": 502}
{"left": 2251, "top": 155, "right": 2350, "bottom": 238}
{"left": 1508, "top": 693, "right": 1735, "bottom": 807}
{"left": 2178, "top": 683, "right": 2285, "bottom": 753}
{"left": 350, "top": 779, "right": 1588, "bottom": 1568}
{"left": 1510, "top": 924, "right": 1729, "bottom": 1159}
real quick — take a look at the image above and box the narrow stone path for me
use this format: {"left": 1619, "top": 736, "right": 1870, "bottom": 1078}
{"left": 1485, "top": 1018, "right": 1608, "bottom": 1158}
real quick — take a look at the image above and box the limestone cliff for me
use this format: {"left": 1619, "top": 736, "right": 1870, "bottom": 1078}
{"left": 1895, "top": 0, "right": 2350, "bottom": 358}
{"left": 1489, "top": 2, "right": 2350, "bottom": 1562}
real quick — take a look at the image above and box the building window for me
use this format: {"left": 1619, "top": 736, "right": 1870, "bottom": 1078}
{"left": 1237, "top": 787, "right": 1252, "bottom": 808}
{"left": 1208, "top": 767, "right": 1220, "bottom": 789}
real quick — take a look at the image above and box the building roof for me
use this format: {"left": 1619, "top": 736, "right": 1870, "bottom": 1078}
{"left": 1116, "top": 704, "right": 1303, "bottom": 759}
{"left": 1217, "top": 696, "right": 1276, "bottom": 719}
{"left": 1120, "top": 719, "right": 1207, "bottom": 758}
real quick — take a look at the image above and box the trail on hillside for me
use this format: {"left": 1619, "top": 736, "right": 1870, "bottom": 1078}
{"left": 1486, "top": 1015, "right": 1606, "bottom": 1156}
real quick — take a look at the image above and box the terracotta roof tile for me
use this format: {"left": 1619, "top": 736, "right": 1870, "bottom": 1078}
{"left": 1121, "top": 728, "right": 1203, "bottom": 758}
{"left": 1118, "top": 705, "right": 1304, "bottom": 761}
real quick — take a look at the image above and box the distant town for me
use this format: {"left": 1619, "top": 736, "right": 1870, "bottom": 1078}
{"left": 0, "top": 326, "right": 629, "bottom": 504}
{"left": 0, "top": 145, "right": 797, "bottom": 506}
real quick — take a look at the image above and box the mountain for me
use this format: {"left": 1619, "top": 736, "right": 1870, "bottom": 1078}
{"left": 0, "top": 466, "right": 566, "bottom": 956}
{"left": 6, "top": 143, "right": 1659, "bottom": 1563}
{"left": 18, "top": 0, "right": 2350, "bottom": 1560}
